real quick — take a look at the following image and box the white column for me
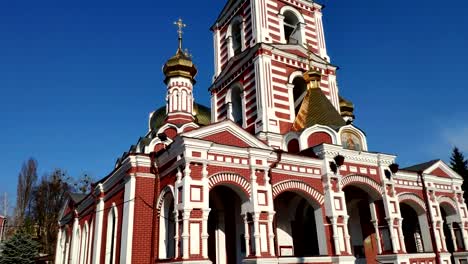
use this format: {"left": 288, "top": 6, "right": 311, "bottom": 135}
{"left": 201, "top": 163, "right": 210, "bottom": 259}
{"left": 330, "top": 216, "right": 341, "bottom": 255}
{"left": 369, "top": 202, "right": 382, "bottom": 254}
{"left": 278, "top": 14, "right": 285, "bottom": 43}
{"left": 70, "top": 217, "right": 80, "bottom": 264}
{"left": 55, "top": 229, "right": 63, "bottom": 264}
{"left": 267, "top": 212, "right": 275, "bottom": 256}
{"left": 244, "top": 214, "right": 251, "bottom": 257}
{"left": 92, "top": 186, "right": 105, "bottom": 264}
{"left": 343, "top": 216, "right": 353, "bottom": 254}
{"left": 182, "top": 209, "right": 190, "bottom": 259}
{"left": 120, "top": 175, "right": 136, "bottom": 264}
{"left": 253, "top": 212, "right": 261, "bottom": 257}
{"left": 448, "top": 223, "right": 459, "bottom": 251}
{"left": 397, "top": 218, "right": 406, "bottom": 253}
{"left": 174, "top": 210, "right": 180, "bottom": 258}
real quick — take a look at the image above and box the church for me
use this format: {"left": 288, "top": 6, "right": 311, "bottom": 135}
{"left": 54, "top": 0, "right": 468, "bottom": 263}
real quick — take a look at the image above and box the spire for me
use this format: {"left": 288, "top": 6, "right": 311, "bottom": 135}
{"left": 174, "top": 18, "right": 186, "bottom": 52}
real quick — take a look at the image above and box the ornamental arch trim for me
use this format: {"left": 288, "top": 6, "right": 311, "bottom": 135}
{"left": 156, "top": 185, "right": 175, "bottom": 212}
{"left": 208, "top": 173, "right": 251, "bottom": 196}
{"left": 398, "top": 193, "right": 426, "bottom": 214}
{"left": 438, "top": 196, "right": 458, "bottom": 214}
{"left": 272, "top": 180, "right": 324, "bottom": 205}
{"left": 340, "top": 174, "right": 383, "bottom": 198}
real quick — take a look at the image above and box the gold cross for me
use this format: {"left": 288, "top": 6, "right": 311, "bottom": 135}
{"left": 174, "top": 18, "right": 186, "bottom": 40}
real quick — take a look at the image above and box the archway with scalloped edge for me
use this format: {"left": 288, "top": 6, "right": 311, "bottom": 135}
{"left": 340, "top": 174, "right": 383, "bottom": 200}
{"left": 438, "top": 196, "right": 458, "bottom": 215}
{"left": 398, "top": 193, "right": 426, "bottom": 215}
{"left": 272, "top": 180, "right": 324, "bottom": 206}
{"left": 208, "top": 173, "right": 251, "bottom": 196}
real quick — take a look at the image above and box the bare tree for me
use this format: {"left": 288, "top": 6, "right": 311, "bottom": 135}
{"left": 31, "top": 169, "right": 71, "bottom": 255}
{"left": 14, "top": 158, "right": 38, "bottom": 227}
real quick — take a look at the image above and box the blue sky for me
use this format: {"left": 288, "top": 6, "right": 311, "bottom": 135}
{"left": 1, "top": 0, "right": 467, "bottom": 210}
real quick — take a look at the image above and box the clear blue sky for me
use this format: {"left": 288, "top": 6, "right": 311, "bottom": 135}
{"left": 1, "top": 0, "right": 467, "bottom": 210}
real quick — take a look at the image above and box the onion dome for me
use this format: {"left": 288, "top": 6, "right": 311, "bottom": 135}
{"left": 163, "top": 18, "right": 197, "bottom": 84}
{"left": 339, "top": 96, "right": 355, "bottom": 121}
{"left": 163, "top": 48, "right": 197, "bottom": 84}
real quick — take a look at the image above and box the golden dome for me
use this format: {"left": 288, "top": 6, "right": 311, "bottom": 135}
{"left": 163, "top": 48, "right": 198, "bottom": 84}
{"left": 339, "top": 96, "right": 355, "bottom": 119}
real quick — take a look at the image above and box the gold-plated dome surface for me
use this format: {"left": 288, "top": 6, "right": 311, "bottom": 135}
{"left": 163, "top": 49, "right": 198, "bottom": 84}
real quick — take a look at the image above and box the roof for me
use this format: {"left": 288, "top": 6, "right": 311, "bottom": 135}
{"left": 149, "top": 103, "right": 211, "bottom": 130}
{"left": 69, "top": 193, "right": 87, "bottom": 204}
{"left": 292, "top": 83, "right": 346, "bottom": 131}
{"left": 402, "top": 159, "right": 441, "bottom": 172}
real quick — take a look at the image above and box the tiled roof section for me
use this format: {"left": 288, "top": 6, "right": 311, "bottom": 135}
{"left": 292, "top": 87, "right": 346, "bottom": 131}
{"left": 402, "top": 159, "right": 440, "bottom": 172}
{"left": 69, "top": 193, "right": 87, "bottom": 204}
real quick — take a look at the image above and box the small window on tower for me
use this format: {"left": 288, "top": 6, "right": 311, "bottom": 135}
{"left": 231, "top": 20, "right": 243, "bottom": 56}
{"left": 283, "top": 11, "right": 301, "bottom": 44}
{"left": 292, "top": 77, "right": 307, "bottom": 115}
{"left": 228, "top": 85, "right": 244, "bottom": 126}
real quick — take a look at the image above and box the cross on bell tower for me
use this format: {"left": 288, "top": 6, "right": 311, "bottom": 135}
{"left": 174, "top": 18, "right": 186, "bottom": 51}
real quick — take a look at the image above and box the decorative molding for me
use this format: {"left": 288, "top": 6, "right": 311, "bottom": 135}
{"left": 272, "top": 180, "right": 324, "bottom": 205}
{"left": 208, "top": 173, "right": 251, "bottom": 195}
{"left": 398, "top": 193, "right": 426, "bottom": 212}
{"left": 340, "top": 174, "right": 383, "bottom": 197}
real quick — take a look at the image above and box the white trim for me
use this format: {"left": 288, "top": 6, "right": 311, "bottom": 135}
{"left": 120, "top": 175, "right": 136, "bottom": 264}
{"left": 105, "top": 204, "right": 118, "bottom": 264}
{"left": 181, "top": 120, "right": 272, "bottom": 149}
{"left": 92, "top": 189, "right": 104, "bottom": 264}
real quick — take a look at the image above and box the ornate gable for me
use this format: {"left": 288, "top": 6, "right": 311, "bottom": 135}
{"left": 425, "top": 160, "right": 462, "bottom": 179}
{"left": 182, "top": 120, "right": 272, "bottom": 149}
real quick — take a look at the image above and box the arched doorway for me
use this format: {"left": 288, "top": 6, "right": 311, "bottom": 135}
{"left": 400, "top": 203, "right": 424, "bottom": 253}
{"left": 440, "top": 202, "right": 465, "bottom": 253}
{"left": 208, "top": 186, "right": 247, "bottom": 264}
{"left": 274, "top": 191, "right": 326, "bottom": 257}
{"left": 344, "top": 185, "right": 385, "bottom": 264}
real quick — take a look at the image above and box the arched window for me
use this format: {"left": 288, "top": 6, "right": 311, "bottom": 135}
{"left": 227, "top": 85, "right": 244, "bottom": 126}
{"left": 158, "top": 191, "right": 176, "bottom": 259}
{"left": 80, "top": 223, "right": 89, "bottom": 264}
{"left": 227, "top": 17, "right": 244, "bottom": 59}
{"left": 292, "top": 77, "right": 307, "bottom": 115}
{"left": 231, "top": 20, "right": 243, "bottom": 56}
{"left": 283, "top": 10, "right": 302, "bottom": 44}
{"left": 105, "top": 205, "right": 118, "bottom": 264}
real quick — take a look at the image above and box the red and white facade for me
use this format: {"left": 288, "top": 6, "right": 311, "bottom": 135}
{"left": 56, "top": 1, "right": 468, "bottom": 264}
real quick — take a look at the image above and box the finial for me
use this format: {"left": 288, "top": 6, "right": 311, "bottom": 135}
{"left": 174, "top": 18, "right": 186, "bottom": 51}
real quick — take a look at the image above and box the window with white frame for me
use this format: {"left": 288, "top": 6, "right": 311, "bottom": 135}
{"left": 227, "top": 85, "right": 244, "bottom": 126}
{"left": 228, "top": 17, "right": 244, "bottom": 58}
{"left": 283, "top": 10, "right": 302, "bottom": 44}
{"left": 105, "top": 205, "right": 118, "bottom": 264}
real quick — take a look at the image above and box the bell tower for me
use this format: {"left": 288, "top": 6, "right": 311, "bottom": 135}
{"left": 209, "top": 0, "right": 348, "bottom": 148}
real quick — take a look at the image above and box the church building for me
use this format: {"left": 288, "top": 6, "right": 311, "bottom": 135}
{"left": 55, "top": 0, "right": 468, "bottom": 263}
